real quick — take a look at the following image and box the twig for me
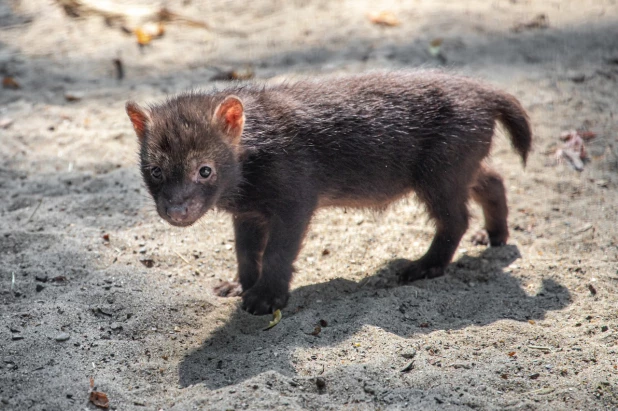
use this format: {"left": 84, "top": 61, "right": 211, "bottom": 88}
{"left": 27, "top": 199, "right": 42, "bottom": 223}
{"left": 528, "top": 345, "right": 552, "bottom": 352}
{"left": 174, "top": 251, "right": 203, "bottom": 275}
{"left": 11, "top": 272, "right": 15, "bottom": 291}
{"left": 174, "top": 251, "right": 191, "bottom": 265}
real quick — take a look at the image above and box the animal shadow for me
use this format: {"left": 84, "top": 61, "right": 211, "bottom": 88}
{"left": 178, "top": 245, "right": 571, "bottom": 389}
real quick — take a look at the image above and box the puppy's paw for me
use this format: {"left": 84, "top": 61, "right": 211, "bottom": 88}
{"left": 241, "top": 284, "right": 289, "bottom": 316}
{"left": 470, "top": 230, "right": 490, "bottom": 246}
{"left": 471, "top": 229, "right": 508, "bottom": 247}
{"left": 213, "top": 281, "right": 243, "bottom": 297}
{"left": 398, "top": 261, "right": 445, "bottom": 283}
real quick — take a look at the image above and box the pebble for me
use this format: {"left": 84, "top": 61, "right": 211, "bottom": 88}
{"left": 401, "top": 348, "right": 417, "bottom": 359}
{"left": 35, "top": 284, "right": 45, "bottom": 292}
{"left": 55, "top": 333, "right": 70, "bottom": 342}
{"left": 111, "top": 323, "right": 123, "bottom": 331}
{"left": 316, "top": 377, "right": 326, "bottom": 389}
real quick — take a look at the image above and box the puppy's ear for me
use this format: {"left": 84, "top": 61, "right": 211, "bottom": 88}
{"left": 213, "top": 95, "right": 245, "bottom": 147}
{"left": 126, "top": 102, "right": 151, "bottom": 142}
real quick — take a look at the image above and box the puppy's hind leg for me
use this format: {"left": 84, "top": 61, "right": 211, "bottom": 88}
{"left": 469, "top": 164, "right": 509, "bottom": 247}
{"left": 400, "top": 184, "right": 470, "bottom": 282}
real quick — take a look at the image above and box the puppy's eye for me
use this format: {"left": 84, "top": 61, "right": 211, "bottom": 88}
{"left": 151, "top": 167, "right": 162, "bottom": 179}
{"left": 199, "top": 166, "right": 212, "bottom": 179}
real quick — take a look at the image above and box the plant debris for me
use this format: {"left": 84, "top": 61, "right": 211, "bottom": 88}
{"left": 401, "top": 361, "right": 415, "bottom": 373}
{"left": 588, "top": 284, "right": 597, "bottom": 296}
{"left": 367, "top": 11, "right": 400, "bottom": 27}
{"left": 134, "top": 22, "right": 165, "bottom": 46}
{"left": 308, "top": 325, "right": 322, "bottom": 336}
{"left": 210, "top": 68, "right": 255, "bottom": 81}
{"left": 555, "top": 130, "right": 596, "bottom": 172}
{"left": 263, "top": 309, "right": 282, "bottom": 331}
{"left": 113, "top": 58, "right": 124, "bottom": 80}
{"left": 528, "top": 345, "right": 551, "bottom": 352}
{"left": 89, "top": 377, "right": 109, "bottom": 409}
{"left": 2, "top": 76, "right": 20, "bottom": 89}
{"left": 512, "top": 14, "right": 549, "bottom": 32}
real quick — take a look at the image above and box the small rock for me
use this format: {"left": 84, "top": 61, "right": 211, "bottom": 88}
{"left": 35, "top": 275, "right": 48, "bottom": 283}
{"left": 110, "top": 323, "right": 123, "bottom": 331}
{"left": 0, "top": 118, "right": 14, "bottom": 129}
{"left": 11, "top": 335, "right": 24, "bottom": 341}
{"left": 529, "top": 373, "right": 540, "bottom": 380}
{"left": 139, "top": 258, "right": 154, "bottom": 268}
{"left": 601, "top": 325, "right": 609, "bottom": 332}
{"left": 401, "top": 348, "right": 417, "bottom": 359}
{"left": 35, "top": 284, "right": 45, "bottom": 292}
{"left": 64, "top": 91, "right": 85, "bottom": 102}
{"left": 55, "top": 333, "right": 70, "bottom": 342}
{"left": 139, "top": 247, "right": 147, "bottom": 254}
{"left": 316, "top": 377, "right": 326, "bottom": 389}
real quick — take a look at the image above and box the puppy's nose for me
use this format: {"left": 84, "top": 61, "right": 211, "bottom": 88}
{"left": 166, "top": 205, "right": 189, "bottom": 223}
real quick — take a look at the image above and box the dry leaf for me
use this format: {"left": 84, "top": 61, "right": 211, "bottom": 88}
{"left": 368, "top": 11, "right": 400, "bottom": 27}
{"left": 211, "top": 68, "right": 254, "bottom": 81}
{"left": 528, "top": 320, "right": 536, "bottom": 325}
{"left": 310, "top": 326, "right": 322, "bottom": 336}
{"left": 508, "top": 351, "right": 517, "bottom": 357}
{"left": 513, "top": 14, "right": 549, "bottom": 32}
{"left": 2, "top": 76, "right": 20, "bottom": 89}
{"left": 89, "top": 391, "right": 109, "bottom": 409}
{"left": 263, "top": 309, "right": 282, "bottom": 331}
{"left": 555, "top": 130, "right": 595, "bottom": 172}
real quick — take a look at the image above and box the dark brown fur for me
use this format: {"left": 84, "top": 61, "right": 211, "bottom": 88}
{"left": 126, "top": 70, "right": 532, "bottom": 315}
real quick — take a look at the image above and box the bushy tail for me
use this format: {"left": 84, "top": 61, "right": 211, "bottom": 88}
{"left": 494, "top": 92, "right": 532, "bottom": 166}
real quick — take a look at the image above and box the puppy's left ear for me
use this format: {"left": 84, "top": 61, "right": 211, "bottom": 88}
{"left": 126, "top": 102, "right": 151, "bottom": 142}
{"left": 213, "top": 95, "right": 245, "bottom": 147}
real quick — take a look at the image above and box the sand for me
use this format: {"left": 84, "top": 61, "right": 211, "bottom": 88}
{"left": 1, "top": 0, "right": 617, "bottom": 409}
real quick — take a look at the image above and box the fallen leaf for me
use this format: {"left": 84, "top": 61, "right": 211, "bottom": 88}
{"left": 134, "top": 23, "right": 164, "bottom": 46}
{"left": 555, "top": 130, "right": 594, "bottom": 172}
{"left": 401, "top": 361, "right": 415, "bottom": 372}
{"left": 134, "top": 27, "right": 153, "bottom": 46}
{"left": 0, "top": 118, "right": 14, "bottom": 129}
{"left": 588, "top": 284, "right": 597, "bottom": 296}
{"left": 508, "top": 351, "right": 517, "bottom": 357}
{"left": 263, "top": 309, "right": 282, "bottom": 331}
{"left": 512, "top": 14, "right": 549, "bottom": 32}
{"left": 368, "top": 11, "right": 400, "bottom": 27}
{"left": 211, "top": 68, "right": 254, "bottom": 81}
{"left": 89, "top": 391, "right": 109, "bottom": 409}
{"left": 2, "top": 76, "right": 20, "bottom": 89}
{"left": 51, "top": 276, "right": 67, "bottom": 282}
{"left": 113, "top": 58, "right": 124, "bottom": 80}
{"left": 429, "top": 38, "right": 443, "bottom": 57}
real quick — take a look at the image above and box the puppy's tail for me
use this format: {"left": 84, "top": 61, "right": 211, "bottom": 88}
{"left": 493, "top": 91, "right": 532, "bottom": 166}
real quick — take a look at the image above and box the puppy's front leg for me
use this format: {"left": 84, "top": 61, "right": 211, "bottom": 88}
{"left": 241, "top": 204, "right": 314, "bottom": 315}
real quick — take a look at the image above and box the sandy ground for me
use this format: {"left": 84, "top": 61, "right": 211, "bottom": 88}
{"left": 1, "top": 0, "right": 618, "bottom": 409}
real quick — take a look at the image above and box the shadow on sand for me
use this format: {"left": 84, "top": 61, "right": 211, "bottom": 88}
{"left": 179, "top": 245, "right": 571, "bottom": 389}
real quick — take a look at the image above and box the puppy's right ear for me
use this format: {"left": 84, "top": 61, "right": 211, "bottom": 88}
{"left": 126, "top": 102, "right": 150, "bottom": 142}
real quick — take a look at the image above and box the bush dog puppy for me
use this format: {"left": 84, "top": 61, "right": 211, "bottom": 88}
{"left": 126, "top": 71, "right": 531, "bottom": 315}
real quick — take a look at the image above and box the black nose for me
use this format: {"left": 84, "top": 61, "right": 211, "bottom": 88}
{"left": 166, "top": 205, "right": 189, "bottom": 222}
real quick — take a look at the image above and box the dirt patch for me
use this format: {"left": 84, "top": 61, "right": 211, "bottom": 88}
{"left": 1, "top": 0, "right": 617, "bottom": 409}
